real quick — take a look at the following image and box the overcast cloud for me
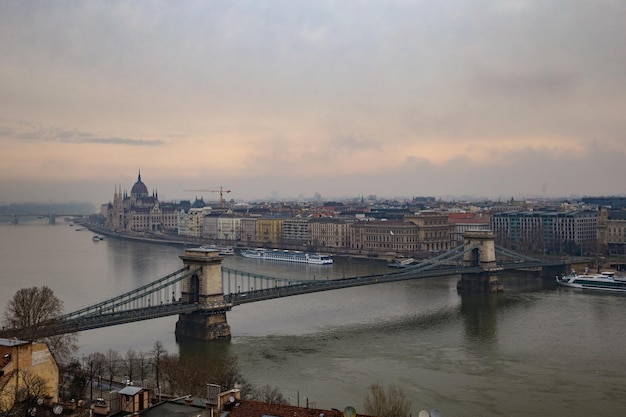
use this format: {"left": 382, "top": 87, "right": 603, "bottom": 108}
{"left": 1, "top": 0, "right": 625, "bottom": 205}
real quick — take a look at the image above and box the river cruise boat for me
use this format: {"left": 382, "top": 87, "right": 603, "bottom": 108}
{"left": 556, "top": 270, "right": 626, "bottom": 293}
{"left": 240, "top": 248, "right": 333, "bottom": 264}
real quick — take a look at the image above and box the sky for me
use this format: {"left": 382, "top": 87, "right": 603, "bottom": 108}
{"left": 1, "top": 0, "right": 625, "bottom": 206}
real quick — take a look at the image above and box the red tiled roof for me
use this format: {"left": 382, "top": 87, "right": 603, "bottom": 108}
{"left": 223, "top": 400, "right": 373, "bottom": 417}
{"left": 448, "top": 213, "right": 476, "bottom": 220}
{"left": 448, "top": 213, "right": 490, "bottom": 224}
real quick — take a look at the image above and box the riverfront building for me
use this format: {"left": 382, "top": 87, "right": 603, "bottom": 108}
{"left": 597, "top": 209, "right": 626, "bottom": 255}
{"left": 104, "top": 172, "right": 183, "bottom": 233}
{"left": 350, "top": 220, "right": 421, "bottom": 257}
{"left": 241, "top": 217, "right": 258, "bottom": 245}
{"left": 490, "top": 210, "right": 598, "bottom": 254}
{"left": 448, "top": 213, "right": 491, "bottom": 243}
{"left": 404, "top": 211, "right": 456, "bottom": 253}
{"left": 256, "top": 216, "right": 286, "bottom": 245}
{"left": 283, "top": 217, "right": 310, "bottom": 244}
{"left": 309, "top": 217, "right": 354, "bottom": 250}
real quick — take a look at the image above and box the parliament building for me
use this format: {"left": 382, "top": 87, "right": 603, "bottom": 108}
{"left": 103, "top": 171, "right": 187, "bottom": 233}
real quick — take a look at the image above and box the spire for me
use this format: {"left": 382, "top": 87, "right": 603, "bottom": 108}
{"left": 138, "top": 169, "right": 142, "bottom": 182}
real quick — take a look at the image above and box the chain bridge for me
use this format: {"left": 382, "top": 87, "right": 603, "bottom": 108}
{"left": 0, "top": 231, "right": 571, "bottom": 341}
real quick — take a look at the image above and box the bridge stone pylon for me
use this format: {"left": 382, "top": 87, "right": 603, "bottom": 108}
{"left": 457, "top": 230, "right": 504, "bottom": 292}
{"left": 175, "top": 248, "right": 231, "bottom": 340}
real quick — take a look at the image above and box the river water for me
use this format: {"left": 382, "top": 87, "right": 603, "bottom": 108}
{"left": 1, "top": 219, "right": 626, "bottom": 416}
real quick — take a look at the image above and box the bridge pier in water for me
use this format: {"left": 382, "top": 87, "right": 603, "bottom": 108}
{"left": 457, "top": 230, "right": 504, "bottom": 293}
{"left": 175, "top": 248, "right": 231, "bottom": 340}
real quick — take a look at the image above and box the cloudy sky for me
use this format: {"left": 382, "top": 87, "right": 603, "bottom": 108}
{"left": 1, "top": 0, "right": 625, "bottom": 205}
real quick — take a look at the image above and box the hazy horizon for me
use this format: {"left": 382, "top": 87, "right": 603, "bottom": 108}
{"left": 2, "top": 1, "right": 625, "bottom": 205}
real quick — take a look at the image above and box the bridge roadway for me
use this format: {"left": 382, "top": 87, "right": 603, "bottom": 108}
{"left": 224, "top": 259, "right": 566, "bottom": 305}
{"left": 1, "top": 257, "right": 567, "bottom": 339}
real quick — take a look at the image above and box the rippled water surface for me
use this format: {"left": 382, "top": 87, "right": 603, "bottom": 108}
{"left": 2, "top": 220, "right": 626, "bottom": 416}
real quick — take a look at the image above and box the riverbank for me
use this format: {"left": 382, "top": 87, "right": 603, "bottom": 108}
{"left": 87, "top": 225, "right": 205, "bottom": 247}
{"left": 85, "top": 224, "right": 392, "bottom": 263}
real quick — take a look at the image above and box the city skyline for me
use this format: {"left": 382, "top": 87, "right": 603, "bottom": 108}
{"left": 1, "top": 1, "right": 625, "bottom": 206}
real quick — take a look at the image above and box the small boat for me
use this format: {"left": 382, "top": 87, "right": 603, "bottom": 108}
{"left": 556, "top": 270, "right": 626, "bottom": 293}
{"left": 200, "top": 245, "right": 235, "bottom": 256}
{"left": 240, "top": 248, "right": 333, "bottom": 264}
{"left": 388, "top": 257, "right": 417, "bottom": 268}
{"left": 92, "top": 235, "right": 104, "bottom": 241}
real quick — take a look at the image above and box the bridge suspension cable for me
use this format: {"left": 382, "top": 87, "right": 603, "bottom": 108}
{"left": 494, "top": 244, "right": 542, "bottom": 263}
{"left": 394, "top": 243, "right": 479, "bottom": 275}
{"left": 221, "top": 267, "right": 310, "bottom": 294}
{"left": 58, "top": 266, "right": 200, "bottom": 321}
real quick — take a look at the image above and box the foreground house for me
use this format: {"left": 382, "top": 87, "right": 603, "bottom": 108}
{"left": 0, "top": 338, "right": 59, "bottom": 413}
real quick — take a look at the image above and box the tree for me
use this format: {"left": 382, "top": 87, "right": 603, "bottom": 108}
{"left": 363, "top": 382, "right": 412, "bottom": 417}
{"left": 2, "top": 286, "right": 77, "bottom": 364}
{"left": 136, "top": 351, "right": 151, "bottom": 387}
{"left": 150, "top": 341, "right": 167, "bottom": 393}
{"left": 0, "top": 370, "right": 50, "bottom": 417}
{"left": 61, "top": 360, "right": 87, "bottom": 403}
{"left": 83, "top": 353, "right": 106, "bottom": 400}
{"left": 104, "top": 349, "right": 121, "bottom": 391}
{"left": 251, "top": 385, "right": 288, "bottom": 404}
{"left": 215, "top": 354, "right": 253, "bottom": 397}
{"left": 45, "top": 333, "right": 78, "bottom": 367}
{"left": 123, "top": 349, "right": 137, "bottom": 384}
{"left": 3, "top": 287, "right": 61, "bottom": 333}
{"left": 159, "top": 352, "right": 251, "bottom": 398}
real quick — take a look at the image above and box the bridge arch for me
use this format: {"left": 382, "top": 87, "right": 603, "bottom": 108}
{"left": 189, "top": 274, "right": 200, "bottom": 303}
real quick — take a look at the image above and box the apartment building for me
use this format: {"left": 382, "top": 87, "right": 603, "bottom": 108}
{"left": 404, "top": 211, "right": 456, "bottom": 253}
{"left": 490, "top": 210, "right": 597, "bottom": 254}
{"left": 309, "top": 218, "right": 354, "bottom": 249}
{"left": 350, "top": 220, "right": 421, "bottom": 256}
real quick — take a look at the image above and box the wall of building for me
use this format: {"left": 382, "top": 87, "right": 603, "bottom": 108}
{"left": 0, "top": 340, "right": 59, "bottom": 413}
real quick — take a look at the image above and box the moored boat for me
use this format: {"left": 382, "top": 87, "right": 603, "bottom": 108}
{"left": 388, "top": 257, "right": 417, "bottom": 268}
{"left": 556, "top": 270, "right": 626, "bottom": 292}
{"left": 240, "top": 248, "right": 333, "bottom": 264}
{"left": 200, "top": 245, "right": 235, "bottom": 256}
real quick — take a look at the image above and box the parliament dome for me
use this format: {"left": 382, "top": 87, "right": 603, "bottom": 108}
{"left": 131, "top": 171, "right": 149, "bottom": 198}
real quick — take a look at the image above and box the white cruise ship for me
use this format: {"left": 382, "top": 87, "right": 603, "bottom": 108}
{"left": 240, "top": 248, "right": 333, "bottom": 265}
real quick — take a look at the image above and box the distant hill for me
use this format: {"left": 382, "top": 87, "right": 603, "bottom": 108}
{"left": 0, "top": 202, "right": 95, "bottom": 215}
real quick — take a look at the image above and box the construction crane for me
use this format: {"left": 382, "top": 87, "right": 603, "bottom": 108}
{"left": 184, "top": 186, "right": 231, "bottom": 208}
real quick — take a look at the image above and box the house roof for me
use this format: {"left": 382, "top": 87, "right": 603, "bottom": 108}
{"left": 136, "top": 400, "right": 205, "bottom": 417}
{"left": 220, "top": 399, "right": 372, "bottom": 417}
{"left": 448, "top": 213, "right": 490, "bottom": 224}
{"left": 119, "top": 386, "right": 145, "bottom": 396}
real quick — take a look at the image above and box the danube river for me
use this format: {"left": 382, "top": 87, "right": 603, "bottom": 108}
{"left": 2, "top": 219, "right": 626, "bottom": 416}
